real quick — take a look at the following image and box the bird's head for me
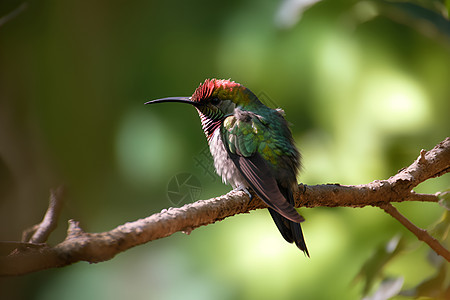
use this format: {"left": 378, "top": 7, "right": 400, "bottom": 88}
{"left": 146, "top": 78, "right": 262, "bottom": 139}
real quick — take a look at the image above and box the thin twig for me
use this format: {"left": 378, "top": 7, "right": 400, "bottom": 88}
{"left": 28, "top": 186, "right": 65, "bottom": 244}
{"left": 379, "top": 203, "right": 450, "bottom": 261}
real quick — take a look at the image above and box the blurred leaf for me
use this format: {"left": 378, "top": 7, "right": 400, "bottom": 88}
{"left": 381, "top": 0, "right": 449, "bottom": 17}
{"left": 437, "top": 190, "right": 450, "bottom": 210}
{"left": 427, "top": 191, "right": 450, "bottom": 252}
{"left": 428, "top": 210, "right": 450, "bottom": 245}
{"left": 355, "top": 235, "right": 407, "bottom": 295}
{"left": 373, "top": 0, "right": 450, "bottom": 41}
{"left": 407, "top": 0, "right": 450, "bottom": 16}
{"left": 362, "top": 277, "right": 404, "bottom": 300}
{"left": 400, "top": 262, "right": 449, "bottom": 299}
{"left": 275, "top": 0, "right": 323, "bottom": 28}
{"left": 447, "top": 0, "right": 450, "bottom": 17}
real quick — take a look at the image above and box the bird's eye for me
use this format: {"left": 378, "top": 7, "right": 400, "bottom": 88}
{"left": 210, "top": 97, "right": 220, "bottom": 105}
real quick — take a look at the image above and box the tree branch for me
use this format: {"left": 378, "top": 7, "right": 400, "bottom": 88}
{"left": 379, "top": 203, "right": 450, "bottom": 261}
{"left": 1, "top": 137, "right": 449, "bottom": 276}
{"left": 26, "top": 186, "right": 65, "bottom": 244}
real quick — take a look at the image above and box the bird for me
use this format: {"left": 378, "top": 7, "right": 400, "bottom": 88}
{"left": 146, "top": 78, "right": 308, "bottom": 255}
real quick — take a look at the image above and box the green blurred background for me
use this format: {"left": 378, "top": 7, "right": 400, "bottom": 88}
{"left": 1, "top": 0, "right": 449, "bottom": 299}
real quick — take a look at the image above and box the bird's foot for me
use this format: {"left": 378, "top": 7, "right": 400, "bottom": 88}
{"left": 233, "top": 185, "right": 253, "bottom": 200}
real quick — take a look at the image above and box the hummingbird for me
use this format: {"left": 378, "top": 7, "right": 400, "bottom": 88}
{"left": 146, "top": 79, "right": 308, "bottom": 255}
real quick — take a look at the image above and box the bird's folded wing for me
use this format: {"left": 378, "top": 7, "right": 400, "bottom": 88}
{"left": 221, "top": 114, "right": 304, "bottom": 223}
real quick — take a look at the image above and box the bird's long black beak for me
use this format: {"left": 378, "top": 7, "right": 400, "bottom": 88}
{"left": 145, "top": 97, "right": 197, "bottom": 106}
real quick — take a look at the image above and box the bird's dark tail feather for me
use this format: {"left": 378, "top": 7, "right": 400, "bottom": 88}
{"left": 269, "top": 184, "right": 309, "bottom": 256}
{"left": 269, "top": 208, "right": 309, "bottom": 256}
